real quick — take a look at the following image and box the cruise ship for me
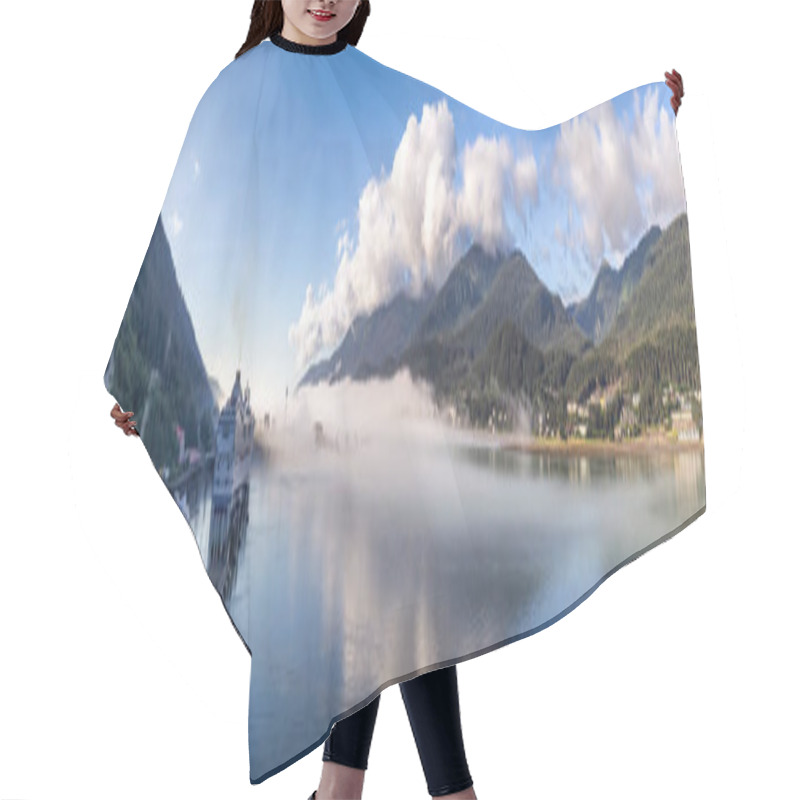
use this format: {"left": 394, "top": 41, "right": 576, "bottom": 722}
{"left": 207, "top": 369, "right": 255, "bottom": 597}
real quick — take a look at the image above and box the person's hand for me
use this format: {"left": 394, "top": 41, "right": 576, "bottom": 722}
{"left": 665, "top": 68, "right": 684, "bottom": 116}
{"left": 111, "top": 402, "right": 140, "bottom": 436}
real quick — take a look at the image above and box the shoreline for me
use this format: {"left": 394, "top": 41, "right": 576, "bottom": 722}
{"left": 459, "top": 429, "right": 704, "bottom": 456}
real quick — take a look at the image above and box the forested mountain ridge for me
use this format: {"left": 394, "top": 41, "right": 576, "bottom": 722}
{"left": 566, "top": 224, "right": 663, "bottom": 343}
{"left": 104, "top": 214, "right": 218, "bottom": 469}
{"left": 296, "top": 212, "right": 699, "bottom": 437}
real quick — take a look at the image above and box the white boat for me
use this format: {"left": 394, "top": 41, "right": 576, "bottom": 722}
{"left": 208, "top": 369, "right": 255, "bottom": 565}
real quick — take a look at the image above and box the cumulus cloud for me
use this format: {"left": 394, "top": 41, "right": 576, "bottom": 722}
{"left": 551, "top": 85, "right": 686, "bottom": 269}
{"left": 288, "top": 98, "right": 539, "bottom": 371}
{"left": 629, "top": 85, "right": 686, "bottom": 225}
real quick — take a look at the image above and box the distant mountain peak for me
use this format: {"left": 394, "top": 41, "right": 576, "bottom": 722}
{"left": 567, "top": 221, "right": 665, "bottom": 343}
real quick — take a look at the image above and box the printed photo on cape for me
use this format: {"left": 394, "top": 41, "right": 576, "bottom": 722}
{"left": 103, "top": 32, "right": 705, "bottom": 784}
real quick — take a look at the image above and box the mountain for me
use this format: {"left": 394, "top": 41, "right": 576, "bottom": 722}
{"left": 565, "top": 211, "right": 700, "bottom": 401}
{"left": 443, "top": 249, "right": 590, "bottom": 357}
{"left": 604, "top": 213, "right": 694, "bottom": 351}
{"left": 566, "top": 224, "right": 662, "bottom": 342}
{"left": 409, "top": 241, "right": 507, "bottom": 343}
{"left": 298, "top": 242, "right": 590, "bottom": 393}
{"left": 471, "top": 318, "right": 545, "bottom": 398}
{"left": 295, "top": 212, "right": 699, "bottom": 433}
{"left": 296, "top": 281, "right": 437, "bottom": 388}
{"left": 103, "top": 214, "right": 218, "bottom": 468}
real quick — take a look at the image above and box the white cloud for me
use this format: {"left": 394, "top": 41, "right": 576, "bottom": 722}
{"left": 629, "top": 85, "right": 686, "bottom": 226}
{"left": 551, "top": 85, "right": 686, "bottom": 269}
{"left": 288, "top": 98, "right": 539, "bottom": 371}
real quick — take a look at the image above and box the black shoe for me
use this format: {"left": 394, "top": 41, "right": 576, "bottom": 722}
{"left": 307, "top": 792, "right": 317, "bottom": 800}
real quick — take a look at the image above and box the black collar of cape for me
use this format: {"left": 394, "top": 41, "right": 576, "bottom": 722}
{"left": 270, "top": 31, "right": 348, "bottom": 55}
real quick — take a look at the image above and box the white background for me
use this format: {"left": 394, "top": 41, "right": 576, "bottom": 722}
{"left": 1, "top": 1, "right": 797, "bottom": 798}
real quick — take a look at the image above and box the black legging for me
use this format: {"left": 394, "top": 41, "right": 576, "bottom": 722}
{"left": 323, "top": 664, "right": 473, "bottom": 797}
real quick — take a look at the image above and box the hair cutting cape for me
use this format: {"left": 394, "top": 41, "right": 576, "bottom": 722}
{"left": 103, "top": 31, "right": 706, "bottom": 785}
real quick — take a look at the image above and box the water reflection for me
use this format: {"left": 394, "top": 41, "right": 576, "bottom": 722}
{"left": 176, "top": 426, "right": 704, "bottom": 781}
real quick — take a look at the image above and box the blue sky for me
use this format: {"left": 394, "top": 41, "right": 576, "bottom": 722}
{"left": 157, "top": 40, "right": 686, "bottom": 421}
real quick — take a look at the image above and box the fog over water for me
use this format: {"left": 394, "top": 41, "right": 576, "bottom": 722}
{"left": 176, "top": 370, "right": 705, "bottom": 779}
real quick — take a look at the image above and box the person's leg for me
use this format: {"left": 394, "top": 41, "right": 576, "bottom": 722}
{"left": 400, "top": 664, "right": 476, "bottom": 798}
{"left": 315, "top": 693, "right": 381, "bottom": 800}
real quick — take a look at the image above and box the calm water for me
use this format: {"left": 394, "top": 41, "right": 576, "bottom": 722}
{"left": 177, "top": 420, "right": 705, "bottom": 781}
